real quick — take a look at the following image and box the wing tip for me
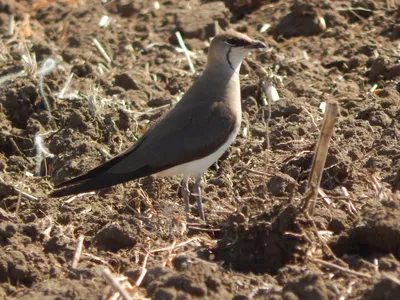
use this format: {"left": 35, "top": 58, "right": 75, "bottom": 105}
{"left": 49, "top": 187, "right": 74, "bottom": 198}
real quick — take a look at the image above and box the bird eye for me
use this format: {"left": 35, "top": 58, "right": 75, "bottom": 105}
{"left": 225, "top": 38, "right": 238, "bottom": 47}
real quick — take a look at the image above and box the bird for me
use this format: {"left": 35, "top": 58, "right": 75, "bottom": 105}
{"left": 50, "top": 30, "right": 266, "bottom": 221}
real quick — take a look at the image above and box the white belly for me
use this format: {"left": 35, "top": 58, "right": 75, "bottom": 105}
{"left": 156, "top": 127, "right": 239, "bottom": 177}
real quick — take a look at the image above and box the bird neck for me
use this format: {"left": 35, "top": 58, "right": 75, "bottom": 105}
{"left": 225, "top": 48, "right": 244, "bottom": 74}
{"left": 204, "top": 60, "right": 241, "bottom": 82}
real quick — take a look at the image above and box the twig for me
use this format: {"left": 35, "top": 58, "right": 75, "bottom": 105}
{"left": 175, "top": 31, "right": 195, "bottom": 74}
{"left": 135, "top": 252, "right": 150, "bottom": 287}
{"left": 9, "top": 137, "right": 29, "bottom": 162}
{"left": 312, "top": 258, "right": 372, "bottom": 279}
{"left": 7, "top": 15, "right": 14, "bottom": 36}
{"left": 84, "top": 253, "right": 113, "bottom": 269}
{"left": 15, "top": 172, "right": 27, "bottom": 216}
{"left": 87, "top": 85, "right": 104, "bottom": 118}
{"left": 318, "top": 188, "right": 336, "bottom": 207}
{"left": 187, "top": 226, "right": 221, "bottom": 232}
{"left": 71, "top": 235, "right": 85, "bottom": 269}
{"left": 102, "top": 268, "right": 132, "bottom": 300}
{"left": 120, "top": 103, "right": 170, "bottom": 116}
{"left": 263, "top": 92, "right": 272, "bottom": 173}
{"left": 93, "top": 38, "right": 112, "bottom": 65}
{"left": 246, "top": 169, "right": 269, "bottom": 176}
{"left": 0, "top": 70, "right": 26, "bottom": 87}
{"left": 306, "top": 100, "right": 339, "bottom": 215}
{"left": 162, "top": 240, "right": 176, "bottom": 267}
{"left": 21, "top": 43, "right": 37, "bottom": 75}
{"left": 301, "top": 105, "right": 319, "bottom": 131}
{"left": 336, "top": 6, "right": 366, "bottom": 21}
{"left": 58, "top": 73, "right": 74, "bottom": 99}
{"left": 64, "top": 192, "right": 95, "bottom": 203}
{"left": 34, "top": 132, "right": 56, "bottom": 176}
{"left": 135, "top": 237, "right": 200, "bottom": 286}
{"left": 41, "top": 217, "right": 54, "bottom": 240}
{"left": 14, "top": 188, "right": 38, "bottom": 201}
{"left": 37, "top": 58, "right": 57, "bottom": 115}
{"left": 336, "top": 7, "right": 373, "bottom": 13}
{"left": 382, "top": 272, "right": 400, "bottom": 286}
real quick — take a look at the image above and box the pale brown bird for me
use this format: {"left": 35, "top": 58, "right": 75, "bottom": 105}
{"left": 50, "top": 31, "right": 266, "bottom": 220}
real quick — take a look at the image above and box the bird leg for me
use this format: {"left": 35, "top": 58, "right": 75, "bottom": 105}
{"left": 181, "top": 176, "right": 190, "bottom": 217}
{"left": 194, "top": 174, "right": 205, "bottom": 221}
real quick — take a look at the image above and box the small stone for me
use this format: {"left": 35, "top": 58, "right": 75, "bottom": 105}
{"left": 114, "top": 73, "right": 139, "bottom": 90}
{"left": 0, "top": 222, "right": 17, "bottom": 239}
{"left": 95, "top": 222, "right": 137, "bottom": 252}
{"left": 273, "top": 3, "right": 323, "bottom": 38}
{"left": 267, "top": 174, "right": 294, "bottom": 196}
{"left": 177, "top": 2, "right": 228, "bottom": 39}
{"left": 118, "top": 108, "right": 131, "bottom": 131}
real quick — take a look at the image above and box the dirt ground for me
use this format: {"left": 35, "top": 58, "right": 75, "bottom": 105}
{"left": 0, "top": 0, "right": 400, "bottom": 299}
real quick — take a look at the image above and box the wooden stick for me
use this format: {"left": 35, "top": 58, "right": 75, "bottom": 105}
{"left": 71, "top": 235, "right": 84, "bottom": 269}
{"left": 15, "top": 172, "right": 27, "bottom": 216}
{"left": 135, "top": 237, "right": 200, "bottom": 286}
{"left": 175, "top": 32, "right": 195, "bottom": 74}
{"left": 102, "top": 268, "right": 132, "bottom": 300}
{"left": 382, "top": 272, "right": 400, "bottom": 285}
{"left": 58, "top": 73, "right": 74, "bottom": 99}
{"left": 313, "top": 258, "right": 372, "bottom": 279}
{"left": 307, "top": 100, "right": 339, "bottom": 215}
{"left": 7, "top": 15, "right": 14, "bottom": 36}
{"left": 93, "top": 38, "right": 112, "bottom": 65}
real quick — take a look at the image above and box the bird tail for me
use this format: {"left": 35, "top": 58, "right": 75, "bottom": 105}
{"left": 49, "top": 179, "right": 99, "bottom": 197}
{"left": 49, "top": 175, "right": 122, "bottom": 197}
{"left": 49, "top": 162, "right": 159, "bottom": 198}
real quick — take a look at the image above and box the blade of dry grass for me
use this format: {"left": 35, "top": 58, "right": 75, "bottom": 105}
{"left": 306, "top": 100, "right": 340, "bottom": 215}
{"left": 102, "top": 268, "right": 132, "bottom": 300}
{"left": 175, "top": 31, "right": 195, "bottom": 74}
{"left": 93, "top": 38, "right": 112, "bottom": 65}
{"left": 71, "top": 235, "right": 85, "bottom": 269}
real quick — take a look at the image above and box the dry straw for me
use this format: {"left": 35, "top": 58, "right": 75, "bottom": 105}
{"left": 37, "top": 58, "right": 57, "bottom": 115}
{"left": 306, "top": 100, "right": 340, "bottom": 215}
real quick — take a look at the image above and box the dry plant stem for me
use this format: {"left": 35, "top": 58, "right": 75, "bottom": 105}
{"left": 162, "top": 240, "right": 176, "bottom": 267}
{"left": 307, "top": 100, "right": 339, "bottom": 215}
{"left": 175, "top": 31, "right": 195, "bottom": 74}
{"left": 34, "top": 133, "right": 55, "bottom": 176}
{"left": 58, "top": 73, "right": 74, "bottom": 99}
{"left": 0, "top": 70, "right": 25, "bottom": 87}
{"left": 264, "top": 97, "right": 272, "bottom": 172}
{"left": 15, "top": 172, "right": 27, "bottom": 216}
{"left": 121, "top": 103, "right": 170, "bottom": 116}
{"left": 22, "top": 43, "right": 37, "bottom": 75}
{"left": 64, "top": 192, "right": 95, "bottom": 203}
{"left": 135, "top": 252, "right": 150, "bottom": 287}
{"left": 93, "top": 38, "right": 112, "bottom": 65}
{"left": 71, "top": 235, "right": 85, "bottom": 269}
{"left": 39, "top": 76, "right": 51, "bottom": 116}
{"left": 38, "top": 58, "right": 57, "bottom": 116}
{"left": 382, "top": 272, "right": 400, "bottom": 285}
{"left": 312, "top": 258, "right": 372, "bottom": 279}
{"left": 136, "top": 237, "right": 200, "bottom": 286}
{"left": 9, "top": 137, "right": 29, "bottom": 162}
{"left": 7, "top": 15, "right": 14, "bottom": 36}
{"left": 14, "top": 188, "right": 37, "bottom": 201}
{"left": 102, "top": 268, "right": 132, "bottom": 300}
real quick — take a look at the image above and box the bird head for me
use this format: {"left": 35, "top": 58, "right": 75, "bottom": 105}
{"left": 207, "top": 31, "right": 266, "bottom": 72}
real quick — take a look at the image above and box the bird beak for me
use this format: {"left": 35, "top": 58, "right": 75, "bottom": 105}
{"left": 245, "top": 40, "right": 267, "bottom": 49}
